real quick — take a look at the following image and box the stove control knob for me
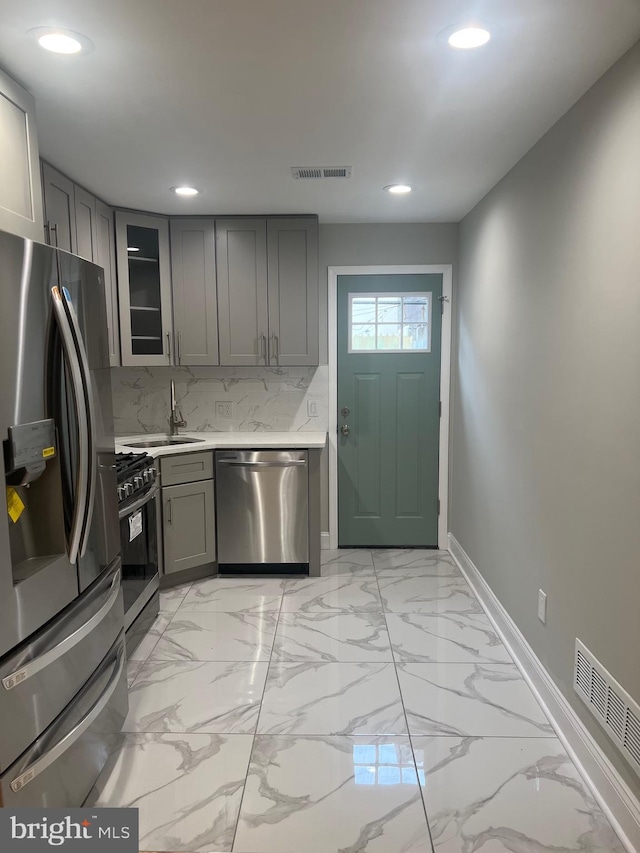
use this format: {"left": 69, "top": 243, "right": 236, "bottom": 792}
{"left": 150, "top": 466, "right": 157, "bottom": 477}
{"left": 117, "top": 485, "right": 126, "bottom": 501}
{"left": 125, "top": 482, "right": 134, "bottom": 497}
{"left": 143, "top": 468, "right": 152, "bottom": 483}
{"left": 134, "top": 475, "right": 144, "bottom": 489}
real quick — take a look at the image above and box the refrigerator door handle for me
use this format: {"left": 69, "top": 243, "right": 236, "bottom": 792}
{"left": 1, "top": 569, "right": 121, "bottom": 691}
{"left": 50, "top": 286, "right": 90, "bottom": 565}
{"left": 9, "top": 643, "right": 125, "bottom": 793}
{"left": 61, "top": 287, "right": 98, "bottom": 558}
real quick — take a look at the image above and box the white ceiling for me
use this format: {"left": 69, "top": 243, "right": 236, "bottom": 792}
{"left": 1, "top": 0, "right": 639, "bottom": 223}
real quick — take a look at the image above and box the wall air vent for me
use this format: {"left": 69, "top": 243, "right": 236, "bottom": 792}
{"left": 291, "top": 166, "right": 352, "bottom": 179}
{"left": 574, "top": 639, "right": 640, "bottom": 776}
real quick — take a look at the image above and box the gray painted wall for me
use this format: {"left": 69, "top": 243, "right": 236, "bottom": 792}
{"left": 451, "top": 41, "right": 640, "bottom": 795}
{"left": 318, "top": 222, "right": 459, "bottom": 529}
{"left": 319, "top": 223, "right": 459, "bottom": 362}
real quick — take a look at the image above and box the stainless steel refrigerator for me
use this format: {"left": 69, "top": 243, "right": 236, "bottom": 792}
{"left": 0, "top": 228, "right": 127, "bottom": 807}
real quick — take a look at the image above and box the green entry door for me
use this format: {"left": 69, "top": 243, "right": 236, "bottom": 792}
{"left": 337, "top": 274, "right": 442, "bottom": 547}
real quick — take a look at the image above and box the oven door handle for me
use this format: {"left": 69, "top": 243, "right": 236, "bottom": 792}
{"left": 118, "top": 481, "right": 159, "bottom": 520}
{"left": 1, "top": 569, "right": 121, "bottom": 691}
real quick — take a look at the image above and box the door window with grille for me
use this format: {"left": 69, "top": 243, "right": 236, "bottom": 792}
{"left": 348, "top": 292, "right": 431, "bottom": 353}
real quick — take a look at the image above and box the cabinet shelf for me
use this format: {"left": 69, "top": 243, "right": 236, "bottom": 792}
{"left": 130, "top": 305, "right": 160, "bottom": 312}
{"left": 131, "top": 335, "right": 162, "bottom": 341}
{"left": 128, "top": 256, "right": 159, "bottom": 264}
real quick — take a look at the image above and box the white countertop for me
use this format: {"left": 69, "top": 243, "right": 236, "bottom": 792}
{"left": 115, "top": 431, "right": 327, "bottom": 458}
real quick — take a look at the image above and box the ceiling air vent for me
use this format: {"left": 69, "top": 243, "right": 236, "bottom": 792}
{"left": 574, "top": 639, "right": 640, "bottom": 776}
{"left": 291, "top": 166, "right": 352, "bottom": 180}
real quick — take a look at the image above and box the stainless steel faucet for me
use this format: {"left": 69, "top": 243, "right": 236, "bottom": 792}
{"left": 169, "top": 379, "right": 187, "bottom": 435}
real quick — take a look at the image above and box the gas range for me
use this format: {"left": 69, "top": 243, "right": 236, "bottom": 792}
{"left": 115, "top": 452, "right": 157, "bottom": 505}
{"left": 115, "top": 451, "right": 161, "bottom": 654}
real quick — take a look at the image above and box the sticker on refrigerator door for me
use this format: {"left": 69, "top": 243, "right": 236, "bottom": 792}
{"left": 6, "top": 488, "right": 25, "bottom": 523}
{"left": 129, "top": 510, "right": 143, "bottom": 541}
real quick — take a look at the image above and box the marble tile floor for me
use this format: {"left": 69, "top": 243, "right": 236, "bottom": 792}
{"left": 96, "top": 549, "right": 624, "bottom": 853}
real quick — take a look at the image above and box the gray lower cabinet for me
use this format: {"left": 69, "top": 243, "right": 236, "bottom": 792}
{"left": 0, "top": 68, "right": 43, "bottom": 241}
{"left": 162, "top": 480, "right": 216, "bottom": 575}
{"left": 170, "top": 219, "right": 219, "bottom": 365}
{"left": 161, "top": 451, "right": 213, "bottom": 486}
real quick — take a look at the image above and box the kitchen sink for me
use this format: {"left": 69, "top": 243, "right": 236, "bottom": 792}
{"left": 124, "top": 436, "right": 206, "bottom": 449}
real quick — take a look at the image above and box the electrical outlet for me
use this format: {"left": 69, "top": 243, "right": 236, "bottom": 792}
{"left": 215, "top": 401, "right": 233, "bottom": 419}
{"left": 538, "top": 589, "right": 547, "bottom": 624}
{"left": 307, "top": 400, "right": 318, "bottom": 417}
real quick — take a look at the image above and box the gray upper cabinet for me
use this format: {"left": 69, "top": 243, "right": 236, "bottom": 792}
{"left": 74, "top": 185, "right": 98, "bottom": 261}
{"left": 116, "top": 210, "right": 173, "bottom": 366}
{"left": 95, "top": 200, "right": 120, "bottom": 366}
{"left": 0, "top": 68, "right": 43, "bottom": 242}
{"left": 216, "top": 216, "right": 319, "bottom": 366}
{"left": 216, "top": 219, "right": 269, "bottom": 366}
{"left": 41, "top": 163, "right": 120, "bottom": 364}
{"left": 267, "top": 218, "right": 319, "bottom": 366}
{"left": 170, "top": 219, "right": 219, "bottom": 366}
{"left": 42, "top": 163, "right": 76, "bottom": 253}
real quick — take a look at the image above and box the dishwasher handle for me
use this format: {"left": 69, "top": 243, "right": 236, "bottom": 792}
{"left": 217, "top": 459, "right": 306, "bottom": 468}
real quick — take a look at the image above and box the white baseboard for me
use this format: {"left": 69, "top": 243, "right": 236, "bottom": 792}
{"left": 320, "top": 532, "right": 330, "bottom": 550}
{"left": 448, "top": 532, "right": 640, "bottom": 853}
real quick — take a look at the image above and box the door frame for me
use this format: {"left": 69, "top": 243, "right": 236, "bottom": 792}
{"left": 327, "top": 264, "right": 453, "bottom": 550}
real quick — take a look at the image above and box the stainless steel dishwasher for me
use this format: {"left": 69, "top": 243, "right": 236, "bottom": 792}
{"left": 215, "top": 450, "right": 309, "bottom": 569}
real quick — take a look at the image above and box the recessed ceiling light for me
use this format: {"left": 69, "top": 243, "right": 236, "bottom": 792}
{"left": 127, "top": 247, "right": 140, "bottom": 252}
{"left": 29, "top": 27, "right": 92, "bottom": 55}
{"left": 447, "top": 26, "right": 490, "bottom": 49}
{"left": 171, "top": 186, "right": 200, "bottom": 197}
{"left": 384, "top": 184, "right": 412, "bottom": 195}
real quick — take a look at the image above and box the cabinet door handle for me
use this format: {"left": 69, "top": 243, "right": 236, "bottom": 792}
{"left": 177, "top": 332, "right": 182, "bottom": 365}
{"left": 167, "top": 497, "right": 172, "bottom": 525}
{"left": 50, "top": 224, "right": 58, "bottom": 247}
{"left": 166, "top": 332, "right": 171, "bottom": 362}
{"left": 274, "top": 334, "right": 280, "bottom": 365}
{"left": 44, "top": 222, "right": 51, "bottom": 245}
{"left": 260, "top": 334, "right": 267, "bottom": 363}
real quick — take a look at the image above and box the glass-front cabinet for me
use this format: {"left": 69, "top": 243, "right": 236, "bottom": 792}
{"left": 115, "top": 211, "right": 173, "bottom": 366}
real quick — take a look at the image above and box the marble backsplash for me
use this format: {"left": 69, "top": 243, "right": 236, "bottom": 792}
{"left": 111, "top": 365, "right": 329, "bottom": 435}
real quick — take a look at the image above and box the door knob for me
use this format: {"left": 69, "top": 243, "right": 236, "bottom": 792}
{"left": 341, "top": 424, "right": 350, "bottom": 436}
{"left": 341, "top": 407, "right": 350, "bottom": 417}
